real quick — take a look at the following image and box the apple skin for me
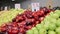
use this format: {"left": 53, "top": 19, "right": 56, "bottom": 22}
{"left": 11, "top": 26, "right": 18, "bottom": 34}
{"left": 56, "top": 27, "right": 60, "bottom": 34}
{"left": 32, "top": 27, "right": 39, "bottom": 34}
{"left": 48, "top": 30, "right": 56, "bottom": 34}
{"left": 56, "top": 19, "right": 60, "bottom": 27}
{"left": 26, "top": 30, "right": 33, "bottom": 34}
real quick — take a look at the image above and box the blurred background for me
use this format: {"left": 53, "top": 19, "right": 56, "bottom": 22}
{"left": 0, "top": 0, "right": 60, "bottom": 10}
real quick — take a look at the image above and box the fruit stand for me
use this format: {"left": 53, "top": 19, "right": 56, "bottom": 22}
{"left": 0, "top": 7, "right": 60, "bottom": 34}
{"left": 0, "top": 0, "right": 60, "bottom": 34}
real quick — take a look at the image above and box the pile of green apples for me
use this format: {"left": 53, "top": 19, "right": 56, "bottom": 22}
{"left": 0, "top": 9, "right": 24, "bottom": 26}
{"left": 26, "top": 10, "right": 60, "bottom": 34}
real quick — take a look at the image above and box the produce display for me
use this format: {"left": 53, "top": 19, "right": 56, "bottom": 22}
{"left": 0, "top": 9, "right": 24, "bottom": 26}
{"left": 0, "top": 7, "right": 60, "bottom": 34}
{"left": 0, "top": 8, "right": 51, "bottom": 34}
{"left": 26, "top": 10, "right": 60, "bottom": 34}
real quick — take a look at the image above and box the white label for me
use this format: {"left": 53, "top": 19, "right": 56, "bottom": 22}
{"left": 4, "top": 6, "right": 7, "bottom": 10}
{"left": 31, "top": 3, "right": 40, "bottom": 11}
{"left": 15, "top": 4, "right": 21, "bottom": 9}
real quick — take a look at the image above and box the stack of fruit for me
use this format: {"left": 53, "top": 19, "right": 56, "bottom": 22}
{"left": 0, "top": 8, "right": 51, "bottom": 34}
{"left": 0, "top": 9, "right": 24, "bottom": 26}
{"left": 26, "top": 10, "right": 60, "bottom": 34}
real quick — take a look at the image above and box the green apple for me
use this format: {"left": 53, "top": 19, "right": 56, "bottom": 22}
{"left": 43, "top": 21, "right": 50, "bottom": 30}
{"left": 32, "top": 27, "right": 38, "bottom": 34}
{"left": 55, "top": 10, "right": 60, "bottom": 15}
{"left": 48, "top": 30, "right": 56, "bottom": 34}
{"left": 51, "top": 13, "right": 59, "bottom": 19}
{"left": 49, "top": 19, "right": 57, "bottom": 24}
{"left": 39, "top": 28, "right": 47, "bottom": 34}
{"left": 48, "top": 23, "right": 56, "bottom": 30}
{"left": 36, "top": 24, "right": 43, "bottom": 30}
{"left": 56, "top": 19, "right": 60, "bottom": 27}
{"left": 49, "top": 12, "right": 54, "bottom": 15}
{"left": 26, "top": 30, "right": 33, "bottom": 34}
{"left": 56, "top": 27, "right": 60, "bottom": 34}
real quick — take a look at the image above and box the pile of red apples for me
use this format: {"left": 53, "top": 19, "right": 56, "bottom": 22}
{"left": 0, "top": 7, "right": 52, "bottom": 34}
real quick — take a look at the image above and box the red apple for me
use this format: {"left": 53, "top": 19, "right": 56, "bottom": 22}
{"left": 11, "top": 26, "right": 18, "bottom": 34}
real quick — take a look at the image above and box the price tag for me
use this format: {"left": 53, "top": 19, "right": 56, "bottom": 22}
{"left": 31, "top": 3, "right": 40, "bottom": 11}
{"left": 15, "top": 4, "right": 21, "bottom": 9}
{"left": 4, "top": 6, "right": 7, "bottom": 10}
